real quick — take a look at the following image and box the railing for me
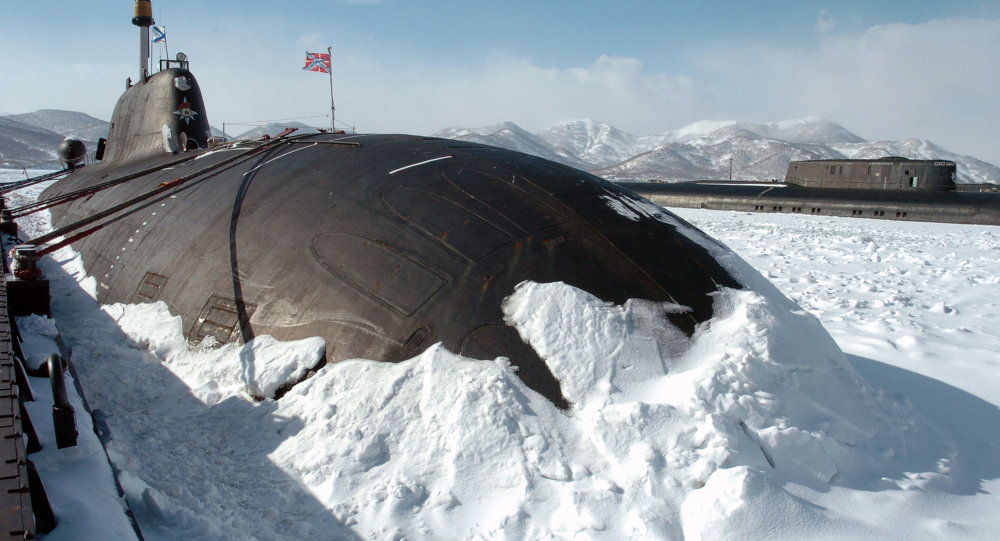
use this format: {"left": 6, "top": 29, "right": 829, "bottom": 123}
{"left": 0, "top": 271, "right": 57, "bottom": 536}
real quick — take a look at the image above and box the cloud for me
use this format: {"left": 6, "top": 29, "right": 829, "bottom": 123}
{"left": 815, "top": 10, "right": 836, "bottom": 34}
{"left": 8, "top": 14, "right": 996, "bottom": 164}
{"left": 198, "top": 51, "right": 710, "bottom": 138}
{"left": 360, "top": 54, "right": 709, "bottom": 135}
{"left": 689, "top": 17, "right": 1000, "bottom": 162}
{"left": 282, "top": 16, "right": 996, "bottom": 162}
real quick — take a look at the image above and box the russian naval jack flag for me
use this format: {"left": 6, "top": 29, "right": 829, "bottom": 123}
{"left": 303, "top": 52, "right": 331, "bottom": 73}
{"left": 303, "top": 48, "right": 337, "bottom": 131}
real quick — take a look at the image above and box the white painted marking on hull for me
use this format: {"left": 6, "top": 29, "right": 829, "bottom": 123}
{"left": 388, "top": 156, "right": 453, "bottom": 175}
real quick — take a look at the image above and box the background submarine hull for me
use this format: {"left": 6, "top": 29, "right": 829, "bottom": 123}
{"left": 620, "top": 181, "right": 1000, "bottom": 225}
{"left": 41, "top": 133, "right": 738, "bottom": 405}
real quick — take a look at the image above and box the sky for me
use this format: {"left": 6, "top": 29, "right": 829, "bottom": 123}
{"left": 2, "top": 0, "right": 999, "bottom": 162}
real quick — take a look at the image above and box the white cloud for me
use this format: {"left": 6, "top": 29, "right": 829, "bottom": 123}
{"left": 283, "top": 16, "right": 996, "bottom": 163}
{"left": 689, "top": 17, "right": 1000, "bottom": 162}
{"left": 197, "top": 51, "right": 711, "bottom": 138}
{"left": 815, "top": 10, "right": 836, "bottom": 34}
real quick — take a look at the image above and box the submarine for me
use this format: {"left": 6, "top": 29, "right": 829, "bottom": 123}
{"left": 9, "top": 1, "right": 741, "bottom": 408}
{"left": 620, "top": 158, "right": 1000, "bottom": 226}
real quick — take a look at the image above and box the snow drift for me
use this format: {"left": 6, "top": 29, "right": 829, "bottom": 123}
{"left": 47, "top": 245, "right": 952, "bottom": 539}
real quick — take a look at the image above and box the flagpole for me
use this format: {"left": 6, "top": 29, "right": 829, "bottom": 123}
{"left": 328, "top": 46, "right": 335, "bottom": 131}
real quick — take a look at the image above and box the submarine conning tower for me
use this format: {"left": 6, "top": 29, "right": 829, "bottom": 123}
{"left": 784, "top": 157, "right": 957, "bottom": 191}
{"left": 102, "top": 67, "right": 212, "bottom": 164}
{"left": 101, "top": 0, "right": 212, "bottom": 164}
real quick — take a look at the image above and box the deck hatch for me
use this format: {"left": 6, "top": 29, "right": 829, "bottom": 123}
{"left": 131, "top": 272, "right": 168, "bottom": 303}
{"left": 190, "top": 295, "right": 257, "bottom": 345}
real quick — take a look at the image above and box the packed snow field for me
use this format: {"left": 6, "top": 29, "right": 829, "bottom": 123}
{"left": 4, "top": 169, "right": 999, "bottom": 540}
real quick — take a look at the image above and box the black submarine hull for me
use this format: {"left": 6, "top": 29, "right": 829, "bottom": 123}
{"left": 40, "top": 132, "right": 740, "bottom": 406}
{"left": 620, "top": 181, "right": 1000, "bottom": 226}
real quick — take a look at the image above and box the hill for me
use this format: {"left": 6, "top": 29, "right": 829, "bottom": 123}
{"left": 0, "top": 116, "right": 66, "bottom": 168}
{"left": 435, "top": 118, "right": 1000, "bottom": 185}
{"left": 0, "top": 109, "right": 110, "bottom": 168}
{"left": 4, "top": 109, "right": 110, "bottom": 142}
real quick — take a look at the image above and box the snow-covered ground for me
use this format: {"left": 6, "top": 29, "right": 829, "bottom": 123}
{"left": 671, "top": 209, "right": 1000, "bottom": 539}
{"left": 5, "top": 169, "right": 999, "bottom": 540}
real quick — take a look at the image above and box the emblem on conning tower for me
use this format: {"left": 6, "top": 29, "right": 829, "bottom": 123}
{"left": 173, "top": 97, "right": 198, "bottom": 124}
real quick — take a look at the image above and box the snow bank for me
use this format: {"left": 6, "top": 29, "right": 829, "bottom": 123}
{"left": 15, "top": 313, "right": 61, "bottom": 371}
{"left": 52, "top": 261, "right": 956, "bottom": 540}
{"left": 265, "top": 278, "right": 950, "bottom": 540}
{"left": 103, "top": 301, "right": 325, "bottom": 401}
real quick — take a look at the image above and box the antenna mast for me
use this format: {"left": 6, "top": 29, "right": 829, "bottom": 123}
{"left": 328, "top": 47, "right": 336, "bottom": 131}
{"left": 132, "top": 0, "right": 155, "bottom": 80}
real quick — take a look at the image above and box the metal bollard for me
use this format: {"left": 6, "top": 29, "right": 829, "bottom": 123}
{"left": 11, "top": 245, "right": 42, "bottom": 281}
{"left": 48, "top": 354, "right": 78, "bottom": 449}
{"left": 7, "top": 244, "right": 51, "bottom": 317}
{"left": 0, "top": 208, "right": 16, "bottom": 237}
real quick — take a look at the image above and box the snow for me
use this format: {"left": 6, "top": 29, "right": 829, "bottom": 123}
{"left": 5, "top": 168, "right": 1000, "bottom": 539}
{"left": 537, "top": 120, "right": 640, "bottom": 169}
{"left": 434, "top": 122, "right": 585, "bottom": 169}
{"left": 103, "top": 301, "right": 326, "bottom": 400}
{"left": 19, "top": 337, "right": 139, "bottom": 541}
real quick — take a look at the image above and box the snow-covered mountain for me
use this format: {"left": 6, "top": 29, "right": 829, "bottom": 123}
{"left": 659, "top": 117, "right": 866, "bottom": 146}
{"left": 435, "top": 122, "right": 586, "bottom": 169}
{"left": 830, "top": 138, "right": 1000, "bottom": 186}
{"left": 435, "top": 118, "right": 1000, "bottom": 185}
{"left": 5, "top": 110, "right": 997, "bottom": 185}
{"left": 535, "top": 119, "right": 640, "bottom": 169}
{"left": 4, "top": 109, "right": 110, "bottom": 142}
{"left": 0, "top": 116, "right": 66, "bottom": 168}
{"left": 595, "top": 131, "right": 845, "bottom": 182}
{"left": 0, "top": 109, "right": 110, "bottom": 167}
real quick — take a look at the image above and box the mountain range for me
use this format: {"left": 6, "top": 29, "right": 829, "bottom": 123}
{"left": 434, "top": 118, "right": 1000, "bottom": 185}
{"left": 3, "top": 110, "right": 997, "bottom": 185}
